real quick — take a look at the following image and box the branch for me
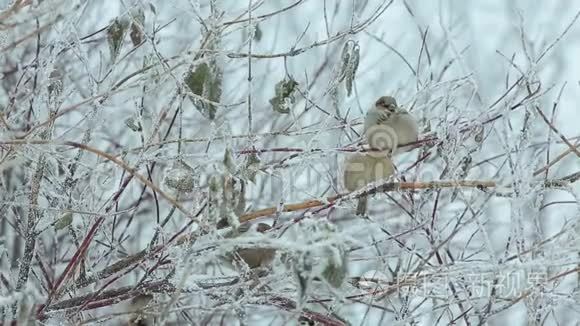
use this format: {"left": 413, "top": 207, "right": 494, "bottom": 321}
{"left": 534, "top": 105, "right": 580, "bottom": 158}
{"left": 239, "top": 180, "right": 496, "bottom": 222}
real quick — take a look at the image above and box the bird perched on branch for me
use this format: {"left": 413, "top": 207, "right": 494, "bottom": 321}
{"left": 343, "top": 153, "right": 394, "bottom": 216}
{"left": 364, "top": 96, "right": 419, "bottom": 154}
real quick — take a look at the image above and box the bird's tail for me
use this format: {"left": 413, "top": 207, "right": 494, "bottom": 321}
{"left": 356, "top": 196, "right": 367, "bottom": 216}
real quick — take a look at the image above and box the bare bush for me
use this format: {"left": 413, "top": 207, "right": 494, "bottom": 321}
{"left": 1, "top": 0, "right": 580, "bottom": 325}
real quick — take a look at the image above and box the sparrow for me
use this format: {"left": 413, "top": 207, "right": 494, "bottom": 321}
{"left": 343, "top": 153, "right": 394, "bottom": 215}
{"left": 364, "top": 96, "right": 419, "bottom": 154}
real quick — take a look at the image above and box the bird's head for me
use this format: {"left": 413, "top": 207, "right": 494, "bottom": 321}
{"left": 375, "top": 96, "right": 398, "bottom": 112}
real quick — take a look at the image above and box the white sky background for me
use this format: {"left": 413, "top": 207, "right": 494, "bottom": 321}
{"left": 1, "top": 0, "right": 580, "bottom": 324}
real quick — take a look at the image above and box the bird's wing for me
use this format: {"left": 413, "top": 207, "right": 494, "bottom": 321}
{"left": 375, "top": 110, "right": 392, "bottom": 124}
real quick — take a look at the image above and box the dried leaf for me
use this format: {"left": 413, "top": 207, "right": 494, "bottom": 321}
{"left": 205, "top": 66, "right": 222, "bottom": 119}
{"left": 183, "top": 24, "right": 223, "bottom": 120}
{"left": 253, "top": 23, "right": 262, "bottom": 42}
{"left": 474, "top": 125, "right": 485, "bottom": 143}
{"left": 185, "top": 62, "right": 222, "bottom": 120}
{"left": 339, "top": 43, "right": 351, "bottom": 83}
{"left": 107, "top": 18, "right": 129, "bottom": 62}
{"left": 124, "top": 117, "right": 142, "bottom": 132}
{"left": 185, "top": 63, "right": 209, "bottom": 97}
{"left": 340, "top": 40, "right": 360, "bottom": 96}
{"left": 129, "top": 8, "right": 145, "bottom": 46}
{"left": 54, "top": 212, "right": 73, "bottom": 230}
{"left": 345, "top": 76, "right": 354, "bottom": 97}
{"left": 48, "top": 69, "right": 63, "bottom": 100}
{"left": 148, "top": 2, "right": 157, "bottom": 15}
{"left": 321, "top": 249, "right": 347, "bottom": 288}
{"left": 241, "top": 152, "right": 260, "bottom": 182}
{"left": 233, "top": 178, "right": 246, "bottom": 216}
{"left": 223, "top": 147, "right": 236, "bottom": 173}
{"left": 163, "top": 161, "right": 196, "bottom": 192}
{"left": 351, "top": 44, "right": 360, "bottom": 75}
{"left": 269, "top": 78, "right": 298, "bottom": 114}
{"left": 208, "top": 174, "right": 221, "bottom": 193}
{"left": 295, "top": 262, "right": 311, "bottom": 301}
